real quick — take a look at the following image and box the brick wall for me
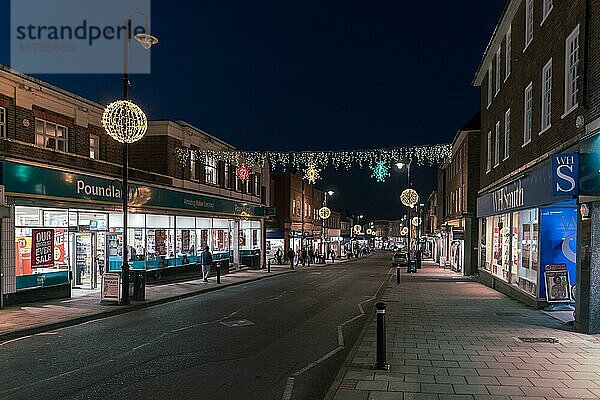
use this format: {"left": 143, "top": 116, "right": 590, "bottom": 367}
{"left": 480, "top": 1, "right": 587, "bottom": 190}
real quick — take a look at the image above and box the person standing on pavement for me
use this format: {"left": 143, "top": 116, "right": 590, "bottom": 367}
{"left": 308, "top": 248, "right": 315, "bottom": 265}
{"left": 301, "top": 248, "right": 308, "bottom": 267}
{"left": 276, "top": 248, "right": 283, "bottom": 265}
{"left": 287, "top": 248, "right": 295, "bottom": 269}
{"left": 200, "top": 245, "right": 213, "bottom": 282}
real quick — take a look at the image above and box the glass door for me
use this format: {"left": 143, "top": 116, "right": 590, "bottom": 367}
{"left": 73, "top": 233, "right": 93, "bottom": 289}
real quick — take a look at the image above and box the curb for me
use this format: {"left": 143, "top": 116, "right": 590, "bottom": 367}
{"left": 323, "top": 266, "right": 393, "bottom": 400}
{"left": 0, "top": 269, "right": 295, "bottom": 342}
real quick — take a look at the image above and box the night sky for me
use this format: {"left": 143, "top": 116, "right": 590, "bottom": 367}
{"left": 0, "top": 1, "right": 506, "bottom": 221}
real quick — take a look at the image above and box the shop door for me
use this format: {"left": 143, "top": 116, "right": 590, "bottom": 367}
{"left": 72, "top": 233, "right": 98, "bottom": 289}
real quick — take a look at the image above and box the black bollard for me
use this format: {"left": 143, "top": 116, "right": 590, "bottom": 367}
{"left": 268, "top": 260, "right": 271, "bottom": 273}
{"left": 396, "top": 266, "right": 400, "bottom": 283}
{"left": 216, "top": 263, "right": 221, "bottom": 284}
{"left": 374, "top": 302, "right": 389, "bottom": 370}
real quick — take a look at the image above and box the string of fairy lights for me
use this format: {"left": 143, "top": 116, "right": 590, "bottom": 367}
{"left": 174, "top": 144, "right": 450, "bottom": 184}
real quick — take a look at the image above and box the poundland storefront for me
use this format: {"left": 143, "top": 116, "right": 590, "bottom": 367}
{"left": 477, "top": 158, "right": 577, "bottom": 308}
{"left": 1, "top": 160, "right": 267, "bottom": 305}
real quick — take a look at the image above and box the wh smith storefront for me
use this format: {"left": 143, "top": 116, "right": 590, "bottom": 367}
{"left": 1, "top": 160, "right": 267, "bottom": 305}
{"left": 477, "top": 158, "right": 577, "bottom": 308}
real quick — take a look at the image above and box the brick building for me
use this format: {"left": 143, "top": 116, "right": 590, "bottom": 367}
{"left": 435, "top": 112, "right": 481, "bottom": 275}
{"left": 0, "top": 66, "right": 270, "bottom": 306}
{"left": 473, "top": 0, "right": 600, "bottom": 333}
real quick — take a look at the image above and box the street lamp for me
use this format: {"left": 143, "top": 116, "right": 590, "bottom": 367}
{"left": 321, "top": 190, "right": 334, "bottom": 258}
{"left": 396, "top": 160, "right": 419, "bottom": 276}
{"left": 102, "top": 16, "right": 158, "bottom": 305}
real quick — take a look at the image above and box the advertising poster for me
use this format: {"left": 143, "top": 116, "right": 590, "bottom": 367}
{"left": 54, "top": 228, "right": 65, "bottom": 263}
{"left": 181, "top": 229, "right": 190, "bottom": 253}
{"left": 31, "top": 229, "right": 54, "bottom": 268}
{"left": 539, "top": 207, "right": 577, "bottom": 299}
{"left": 155, "top": 229, "right": 167, "bottom": 256}
{"left": 15, "top": 236, "right": 32, "bottom": 276}
{"left": 101, "top": 273, "right": 121, "bottom": 302}
{"left": 544, "top": 264, "right": 571, "bottom": 302}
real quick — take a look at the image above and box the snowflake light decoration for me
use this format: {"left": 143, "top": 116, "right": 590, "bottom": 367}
{"left": 371, "top": 161, "right": 390, "bottom": 183}
{"left": 303, "top": 163, "right": 321, "bottom": 184}
{"left": 236, "top": 164, "right": 251, "bottom": 181}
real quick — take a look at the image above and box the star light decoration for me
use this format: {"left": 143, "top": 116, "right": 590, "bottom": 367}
{"left": 318, "top": 206, "right": 331, "bottom": 219}
{"left": 400, "top": 189, "right": 420, "bottom": 207}
{"left": 411, "top": 217, "right": 422, "bottom": 227}
{"left": 371, "top": 161, "right": 390, "bottom": 182}
{"left": 303, "top": 162, "right": 321, "bottom": 184}
{"left": 236, "top": 163, "right": 251, "bottom": 182}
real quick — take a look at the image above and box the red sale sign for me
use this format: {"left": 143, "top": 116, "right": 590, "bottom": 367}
{"left": 31, "top": 229, "right": 54, "bottom": 268}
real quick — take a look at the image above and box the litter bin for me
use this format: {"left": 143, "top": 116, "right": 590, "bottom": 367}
{"left": 129, "top": 270, "right": 146, "bottom": 301}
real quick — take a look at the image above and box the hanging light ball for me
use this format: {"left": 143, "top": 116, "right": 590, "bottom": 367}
{"left": 353, "top": 224, "right": 362, "bottom": 234}
{"left": 400, "top": 189, "right": 419, "bottom": 207}
{"left": 102, "top": 100, "right": 148, "bottom": 143}
{"left": 411, "top": 217, "right": 422, "bottom": 227}
{"left": 366, "top": 228, "right": 373, "bottom": 235}
{"left": 236, "top": 164, "right": 251, "bottom": 181}
{"left": 318, "top": 206, "right": 331, "bottom": 220}
{"left": 401, "top": 226, "right": 409, "bottom": 236}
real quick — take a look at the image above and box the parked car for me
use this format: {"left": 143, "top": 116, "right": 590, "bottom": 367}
{"left": 391, "top": 251, "right": 408, "bottom": 267}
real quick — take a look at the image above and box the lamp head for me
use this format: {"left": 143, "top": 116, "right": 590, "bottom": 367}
{"left": 395, "top": 162, "right": 405, "bottom": 170}
{"left": 135, "top": 33, "right": 159, "bottom": 49}
{"left": 358, "top": 214, "right": 364, "bottom": 219}
{"left": 327, "top": 190, "right": 334, "bottom": 196}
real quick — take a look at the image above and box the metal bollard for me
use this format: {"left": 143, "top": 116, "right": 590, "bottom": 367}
{"left": 396, "top": 266, "right": 400, "bottom": 283}
{"left": 268, "top": 260, "right": 271, "bottom": 273}
{"left": 216, "top": 263, "right": 221, "bottom": 284}
{"left": 374, "top": 302, "right": 389, "bottom": 370}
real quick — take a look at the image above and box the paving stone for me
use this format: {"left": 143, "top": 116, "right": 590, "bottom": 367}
{"left": 404, "top": 374, "right": 436, "bottom": 383}
{"left": 368, "top": 392, "right": 403, "bottom": 400}
{"left": 388, "top": 382, "right": 421, "bottom": 392}
{"left": 402, "top": 393, "right": 439, "bottom": 400}
{"left": 333, "top": 389, "right": 370, "bottom": 400}
{"left": 495, "top": 377, "right": 532, "bottom": 386}
{"left": 553, "top": 387, "right": 598, "bottom": 398}
{"left": 346, "top": 371, "right": 376, "bottom": 380}
{"left": 448, "top": 368, "right": 479, "bottom": 376}
{"left": 420, "top": 383, "right": 454, "bottom": 394}
{"left": 452, "top": 385, "right": 489, "bottom": 395}
{"left": 435, "top": 376, "right": 468, "bottom": 385}
{"left": 465, "top": 377, "right": 500, "bottom": 386}
{"left": 485, "top": 386, "right": 524, "bottom": 396}
{"left": 517, "top": 386, "right": 559, "bottom": 397}
{"left": 355, "top": 380, "right": 389, "bottom": 391}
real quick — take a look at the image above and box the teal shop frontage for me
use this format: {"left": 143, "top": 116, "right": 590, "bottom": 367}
{"left": 1, "top": 160, "right": 267, "bottom": 305}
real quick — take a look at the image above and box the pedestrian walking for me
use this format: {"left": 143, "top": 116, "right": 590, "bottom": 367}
{"left": 276, "top": 248, "right": 283, "bottom": 265}
{"left": 296, "top": 248, "right": 302, "bottom": 267}
{"left": 200, "top": 245, "right": 213, "bottom": 282}
{"left": 308, "top": 248, "right": 315, "bottom": 265}
{"left": 287, "top": 248, "right": 295, "bottom": 269}
{"left": 301, "top": 248, "right": 308, "bottom": 267}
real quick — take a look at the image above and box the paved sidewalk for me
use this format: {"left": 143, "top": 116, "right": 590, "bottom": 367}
{"left": 0, "top": 265, "right": 292, "bottom": 341}
{"left": 328, "top": 260, "right": 600, "bottom": 400}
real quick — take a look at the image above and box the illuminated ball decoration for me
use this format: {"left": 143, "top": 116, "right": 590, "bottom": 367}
{"left": 401, "top": 227, "right": 409, "bottom": 236}
{"left": 303, "top": 163, "right": 321, "bottom": 184}
{"left": 102, "top": 100, "right": 148, "bottom": 143}
{"left": 236, "top": 164, "right": 251, "bottom": 182}
{"left": 400, "top": 189, "right": 419, "bottom": 207}
{"left": 411, "top": 217, "right": 422, "bottom": 227}
{"left": 371, "top": 161, "right": 390, "bottom": 183}
{"left": 318, "top": 206, "right": 331, "bottom": 220}
{"left": 353, "top": 224, "right": 362, "bottom": 234}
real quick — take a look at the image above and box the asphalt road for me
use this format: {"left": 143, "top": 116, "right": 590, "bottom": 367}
{"left": 0, "top": 252, "right": 391, "bottom": 400}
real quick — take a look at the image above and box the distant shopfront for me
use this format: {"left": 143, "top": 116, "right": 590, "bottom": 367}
{"left": 2, "top": 160, "right": 266, "bottom": 305}
{"left": 477, "top": 159, "right": 577, "bottom": 308}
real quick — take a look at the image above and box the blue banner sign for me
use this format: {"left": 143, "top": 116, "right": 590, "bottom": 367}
{"left": 551, "top": 153, "right": 578, "bottom": 196}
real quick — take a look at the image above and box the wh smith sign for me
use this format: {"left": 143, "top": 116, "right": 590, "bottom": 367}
{"left": 552, "top": 153, "right": 579, "bottom": 196}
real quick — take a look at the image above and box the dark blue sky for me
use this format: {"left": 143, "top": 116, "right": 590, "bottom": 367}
{"left": 0, "top": 0, "right": 505, "bottom": 221}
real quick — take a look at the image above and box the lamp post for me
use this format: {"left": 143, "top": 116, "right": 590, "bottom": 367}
{"left": 397, "top": 161, "right": 419, "bottom": 274}
{"left": 321, "top": 190, "right": 334, "bottom": 259}
{"left": 102, "top": 17, "right": 158, "bottom": 305}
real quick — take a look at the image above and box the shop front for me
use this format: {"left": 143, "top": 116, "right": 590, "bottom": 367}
{"left": 477, "top": 159, "right": 576, "bottom": 308}
{"left": 2, "top": 160, "right": 267, "bottom": 305}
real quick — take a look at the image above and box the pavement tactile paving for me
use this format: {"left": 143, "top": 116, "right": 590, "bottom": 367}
{"left": 330, "top": 260, "right": 600, "bottom": 400}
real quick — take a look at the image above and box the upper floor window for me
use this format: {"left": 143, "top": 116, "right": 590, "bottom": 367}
{"left": 292, "top": 199, "right": 297, "bottom": 216}
{"left": 35, "top": 118, "right": 68, "bottom": 152}
{"left": 504, "top": 109, "right": 511, "bottom": 160}
{"left": 494, "top": 121, "right": 500, "bottom": 167}
{"left": 224, "top": 163, "right": 231, "bottom": 188}
{"left": 524, "top": 82, "right": 533, "bottom": 145}
{"left": 495, "top": 48, "right": 501, "bottom": 95}
{"left": 0, "top": 107, "right": 5, "bottom": 137}
{"left": 486, "top": 130, "right": 492, "bottom": 172}
{"left": 505, "top": 27, "right": 512, "bottom": 79}
{"left": 565, "top": 25, "right": 580, "bottom": 115}
{"left": 235, "top": 176, "right": 243, "bottom": 192}
{"left": 542, "top": 0, "right": 553, "bottom": 24}
{"left": 205, "top": 156, "right": 218, "bottom": 185}
{"left": 525, "top": 0, "right": 534, "bottom": 49}
{"left": 541, "top": 59, "right": 552, "bottom": 132}
{"left": 487, "top": 65, "right": 493, "bottom": 107}
{"left": 190, "top": 152, "right": 198, "bottom": 181}
{"left": 89, "top": 134, "right": 99, "bottom": 159}
{"left": 253, "top": 173, "right": 261, "bottom": 196}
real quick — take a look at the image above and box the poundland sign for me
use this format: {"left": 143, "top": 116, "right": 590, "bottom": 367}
{"left": 1, "top": 161, "right": 264, "bottom": 217}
